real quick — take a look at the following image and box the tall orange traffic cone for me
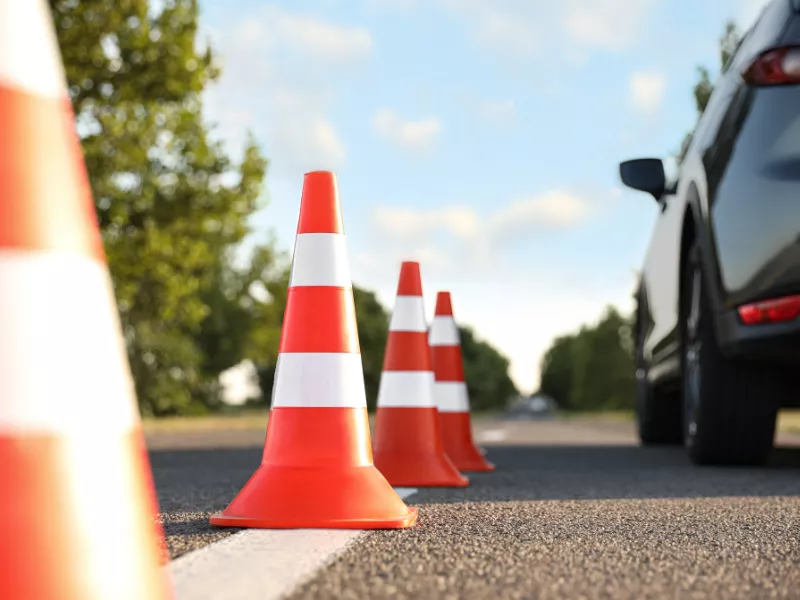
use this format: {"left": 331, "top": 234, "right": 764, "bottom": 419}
{"left": 372, "top": 263, "right": 468, "bottom": 487}
{"left": 210, "top": 172, "right": 418, "bottom": 529}
{"left": 0, "top": 1, "right": 172, "bottom": 598}
{"left": 430, "top": 292, "right": 496, "bottom": 472}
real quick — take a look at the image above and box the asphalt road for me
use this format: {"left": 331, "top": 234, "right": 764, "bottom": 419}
{"left": 151, "top": 418, "right": 800, "bottom": 599}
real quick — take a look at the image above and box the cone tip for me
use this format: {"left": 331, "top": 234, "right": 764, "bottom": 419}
{"left": 435, "top": 291, "right": 453, "bottom": 316}
{"left": 397, "top": 261, "right": 423, "bottom": 296}
{"left": 297, "top": 171, "right": 344, "bottom": 234}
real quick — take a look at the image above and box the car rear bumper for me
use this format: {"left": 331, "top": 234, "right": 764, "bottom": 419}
{"left": 715, "top": 308, "right": 800, "bottom": 366}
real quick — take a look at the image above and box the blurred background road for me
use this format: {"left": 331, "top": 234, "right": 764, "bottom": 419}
{"left": 151, "top": 414, "right": 800, "bottom": 600}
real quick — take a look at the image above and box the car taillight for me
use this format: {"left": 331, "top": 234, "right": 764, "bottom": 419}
{"left": 742, "top": 46, "right": 800, "bottom": 86}
{"left": 738, "top": 294, "right": 800, "bottom": 325}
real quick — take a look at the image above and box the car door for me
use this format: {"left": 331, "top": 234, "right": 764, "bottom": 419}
{"left": 641, "top": 182, "right": 685, "bottom": 365}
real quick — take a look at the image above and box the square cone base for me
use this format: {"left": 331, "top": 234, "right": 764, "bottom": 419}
{"left": 209, "top": 463, "right": 418, "bottom": 529}
{"left": 373, "top": 407, "right": 470, "bottom": 488}
{"left": 440, "top": 412, "right": 496, "bottom": 472}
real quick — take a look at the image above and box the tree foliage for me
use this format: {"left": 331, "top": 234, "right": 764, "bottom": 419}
{"left": 538, "top": 307, "right": 635, "bottom": 412}
{"left": 51, "top": 0, "right": 518, "bottom": 417}
{"left": 353, "top": 287, "right": 391, "bottom": 410}
{"left": 459, "top": 326, "right": 519, "bottom": 411}
{"left": 51, "top": 0, "right": 276, "bottom": 415}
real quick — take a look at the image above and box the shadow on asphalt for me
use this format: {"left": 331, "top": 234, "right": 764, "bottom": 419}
{"left": 150, "top": 443, "right": 800, "bottom": 522}
{"left": 413, "top": 444, "right": 800, "bottom": 504}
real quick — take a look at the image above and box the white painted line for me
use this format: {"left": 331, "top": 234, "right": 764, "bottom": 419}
{"left": 476, "top": 428, "right": 507, "bottom": 443}
{"left": 168, "top": 488, "right": 418, "bottom": 600}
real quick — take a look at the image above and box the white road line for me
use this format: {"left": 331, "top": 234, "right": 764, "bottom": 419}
{"left": 168, "top": 488, "right": 418, "bottom": 600}
{"left": 476, "top": 428, "right": 507, "bottom": 443}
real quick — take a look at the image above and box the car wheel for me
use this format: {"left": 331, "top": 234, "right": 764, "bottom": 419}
{"left": 681, "top": 242, "right": 780, "bottom": 466}
{"left": 635, "top": 305, "right": 682, "bottom": 445}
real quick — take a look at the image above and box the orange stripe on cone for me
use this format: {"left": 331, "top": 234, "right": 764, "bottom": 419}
{"left": 279, "top": 287, "right": 360, "bottom": 353}
{"left": 210, "top": 172, "right": 417, "bottom": 529}
{"left": 0, "top": 433, "right": 171, "bottom": 598}
{"left": 0, "top": 87, "right": 104, "bottom": 260}
{"left": 383, "top": 331, "right": 432, "bottom": 371}
{"left": 372, "top": 262, "right": 468, "bottom": 488}
{"left": 431, "top": 291, "right": 496, "bottom": 473}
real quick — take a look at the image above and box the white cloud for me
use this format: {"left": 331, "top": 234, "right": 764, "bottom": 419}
{"left": 564, "top": 0, "right": 656, "bottom": 52}
{"left": 373, "top": 205, "right": 480, "bottom": 240}
{"left": 628, "top": 71, "right": 666, "bottom": 114}
{"left": 237, "top": 7, "right": 373, "bottom": 62}
{"left": 441, "top": 0, "right": 656, "bottom": 59}
{"left": 364, "top": 0, "right": 418, "bottom": 12}
{"left": 372, "top": 108, "right": 442, "bottom": 154}
{"left": 480, "top": 99, "right": 517, "bottom": 126}
{"left": 203, "top": 6, "right": 374, "bottom": 178}
{"left": 369, "top": 189, "right": 592, "bottom": 275}
{"left": 491, "top": 191, "right": 591, "bottom": 235}
{"left": 374, "top": 191, "right": 590, "bottom": 241}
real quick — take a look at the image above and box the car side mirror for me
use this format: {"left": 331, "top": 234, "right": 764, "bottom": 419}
{"left": 619, "top": 158, "right": 666, "bottom": 200}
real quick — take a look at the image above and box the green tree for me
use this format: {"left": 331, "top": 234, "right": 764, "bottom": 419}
{"left": 353, "top": 287, "right": 391, "bottom": 410}
{"left": 538, "top": 306, "right": 635, "bottom": 412}
{"left": 459, "top": 326, "right": 518, "bottom": 412}
{"left": 539, "top": 333, "right": 579, "bottom": 409}
{"left": 194, "top": 246, "right": 290, "bottom": 410}
{"left": 569, "top": 308, "right": 635, "bottom": 411}
{"left": 677, "top": 20, "right": 741, "bottom": 163}
{"left": 51, "top": 0, "right": 272, "bottom": 415}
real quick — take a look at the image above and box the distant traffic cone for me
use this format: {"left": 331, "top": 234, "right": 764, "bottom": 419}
{"left": 210, "top": 172, "right": 418, "bottom": 529}
{"left": 0, "top": 1, "right": 172, "bottom": 597}
{"left": 372, "top": 263, "right": 469, "bottom": 487}
{"left": 430, "top": 292, "right": 496, "bottom": 472}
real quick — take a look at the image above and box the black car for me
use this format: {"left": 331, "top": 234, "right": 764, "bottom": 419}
{"left": 619, "top": 0, "right": 800, "bottom": 466}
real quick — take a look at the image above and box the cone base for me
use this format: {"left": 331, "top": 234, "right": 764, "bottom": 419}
{"left": 440, "top": 412, "right": 496, "bottom": 472}
{"left": 210, "top": 407, "right": 417, "bottom": 530}
{"left": 209, "top": 463, "right": 418, "bottom": 529}
{"left": 373, "top": 407, "right": 469, "bottom": 488}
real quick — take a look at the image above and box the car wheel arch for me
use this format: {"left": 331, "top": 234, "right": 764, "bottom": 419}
{"left": 679, "top": 183, "right": 726, "bottom": 315}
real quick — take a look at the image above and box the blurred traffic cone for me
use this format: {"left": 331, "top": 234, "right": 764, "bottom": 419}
{"left": 372, "top": 263, "right": 468, "bottom": 487}
{"left": 210, "top": 172, "right": 418, "bottom": 529}
{"left": 0, "top": 1, "right": 172, "bottom": 598}
{"left": 430, "top": 292, "right": 496, "bottom": 472}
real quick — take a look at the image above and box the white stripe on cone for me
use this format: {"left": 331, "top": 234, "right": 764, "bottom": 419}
{"left": 289, "top": 233, "right": 352, "bottom": 288}
{"left": 271, "top": 353, "right": 367, "bottom": 408}
{"left": 388, "top": 296, "right": 427, "bottom": 332}
{"left": 0, "top": 0, "right": 67, "bottom": 98}
{"left": 377, "top": 371, "right": 436, "bottom": 408}
{"left": 433, "top": 381, "right": 470, "bottom": 413}
{"left": 0, "top": 252, "right": 140, "bottom": 433}
{"left": 429, "top": 315, "right": 460, "bottom": 346}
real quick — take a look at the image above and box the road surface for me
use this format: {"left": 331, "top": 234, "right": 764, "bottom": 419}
{"left": 151, "top": 417, "right": 800, "bottom": 599}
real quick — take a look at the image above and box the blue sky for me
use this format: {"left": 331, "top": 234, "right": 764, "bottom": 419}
{"left": 199, "top": 0, "right": 770, "bottom": 393}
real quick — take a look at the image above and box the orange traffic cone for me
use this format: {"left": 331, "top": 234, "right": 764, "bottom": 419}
{"left": 0, "top": 1, "right": 172, "bottom": 598}
{"left": 372, "top": 263, "right": 468, "bottom": 487}
{"left": 210, "top": 172, "right": 417, "bottom": 529}
{"left": 430, "top": 292, "right": 496, "bottom": 472}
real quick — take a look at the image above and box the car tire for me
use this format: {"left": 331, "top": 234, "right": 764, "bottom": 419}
{"left": 635, "top": 305, "right": 683, "bottom": 445}
{"left": 681, "top": 242, "right": 781, "bottom": 466}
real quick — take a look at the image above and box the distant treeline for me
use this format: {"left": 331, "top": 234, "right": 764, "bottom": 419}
{"left": 537, "top": 307, "right": 636, "bottom": 412}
